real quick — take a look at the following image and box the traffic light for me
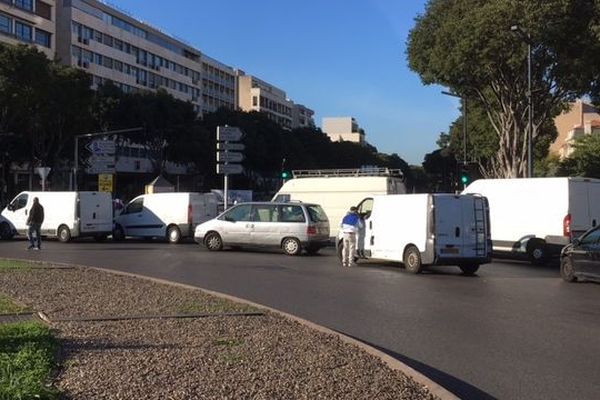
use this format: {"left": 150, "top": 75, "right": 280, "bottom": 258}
{"left": 460, "top": 164, "right": 471, "bottom": 185}
{"left": 281, "top": 171, "right": 291, "bottom": 180}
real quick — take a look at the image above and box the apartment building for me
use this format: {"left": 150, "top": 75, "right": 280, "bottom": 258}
{"left": 551, "top": 100, "right": 600, "bottom": 159}
{"left": 0, "top": 0, "right": 55, "bottom": 58}
{"left": 293, "top": 103, "right": 315, "bottom": 129}
{"left": 55, "top": 0, "right": 236, "bottom": 114}
{"left": 322, "top": 117, "right": 366, "bottom": 145}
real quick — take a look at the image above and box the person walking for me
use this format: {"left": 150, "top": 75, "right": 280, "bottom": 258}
{"left": 341, "top": 206, "right": 362, "bottom": 267}
{"left": 26, "top": 197, "right": 44, "bottom": 250}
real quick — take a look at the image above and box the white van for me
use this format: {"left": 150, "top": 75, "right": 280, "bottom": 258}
{"left": 0, "top": 191, "right": 113, "bottom": 242}
{"left": 338, "top": 194, "right": 491, "bottom": 274}
{"left": 272, "top": 168, "right": 406, "bottom": 238}
{"left": 463, "top": 177, "right": 600, "bottom": 263}
{"left": 113, "top": 192, "right": 219, "bottom": 243}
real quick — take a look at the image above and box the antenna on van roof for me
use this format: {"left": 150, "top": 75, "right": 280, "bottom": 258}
{"left": 291, "top": 168, "right": 404, "bottom": 179}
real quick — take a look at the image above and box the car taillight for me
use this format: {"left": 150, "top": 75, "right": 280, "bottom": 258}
{"left": 563, "top": 213, "right": 571, "bottom": 238}
{"left": 188, "top": 204, "right": 193, "bottom": 226}
{"left": 307, "top": 225, "right": 317, "bottom": 235}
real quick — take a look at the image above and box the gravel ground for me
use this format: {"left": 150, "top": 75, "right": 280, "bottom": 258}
{"left": 0, "top": 264, "right": 438, "bottom": 400}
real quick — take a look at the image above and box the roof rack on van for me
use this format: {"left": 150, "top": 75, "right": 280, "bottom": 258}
{"left": 291, "top": 168, "right": 404, "bottom": 179}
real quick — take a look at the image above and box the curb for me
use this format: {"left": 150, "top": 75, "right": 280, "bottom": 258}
{"left": 1, "top": 257, "right": 459, "bottom": 400}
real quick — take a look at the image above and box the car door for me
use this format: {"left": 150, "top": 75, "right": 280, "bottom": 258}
{"left": 250, "top": 204, "right": 280, "bottom": 246}
{"left": 4, "top": 193, "right": 30, "bottom": 234}
{"left": 575, "top": 228, "right": 600, "bottom": 276}
{"left": 117, "top": 197, "right": 144, "bottom": 237}
{"left": 278, "top": 204, "right": 307, "bottom": 243}
{"left": 356, "top": 198, "right": 374, "bottom": 256}
{"left": 219, "top": 204, "right": 253, "bottom": 244}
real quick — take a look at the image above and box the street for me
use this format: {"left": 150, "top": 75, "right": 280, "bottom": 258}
{"left": 1, "top": 238, "right": 599, "bottom": 400}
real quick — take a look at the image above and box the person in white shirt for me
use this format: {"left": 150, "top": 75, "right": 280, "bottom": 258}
{"left": 340, "top": 206, "right": 363, "bottom": 267}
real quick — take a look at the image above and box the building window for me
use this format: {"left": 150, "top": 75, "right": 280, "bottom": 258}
{"left": 15, "top": 0, "right": 33, "bottom": 12}
{"left": 34, "top": 28, "right": 50, "bottom": 47}
{"left": 0, "top": 14, "right": 11, "bottom": 35}
{"left": 252, "top": 96, "right": 257, "bottom": 107}
{"left": 15, "top": 21, "right": 32, "bottom": 42}
{"left": 35, "top": 0, "right": 51, "bottom": 20}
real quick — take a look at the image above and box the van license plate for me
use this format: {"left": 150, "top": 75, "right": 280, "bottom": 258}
{"left": 441, "top": 248, "right": 459, "bottom": 254}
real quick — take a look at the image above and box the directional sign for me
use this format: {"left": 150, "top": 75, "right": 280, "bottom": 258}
{"left": 217, "top": 163, "right": 244, "bottom": 175}
{"left": 217, "top": 142, "right": 245, "bottom": 151}
{"left": 86, "top": 140, "right": 115, "bottom": 155}
{"left": 87, "top": 155, "right": 115, "bottom": 164}
{"left": 217, "top": 151, "right": 244, "bottom": 163}
{"left": 217, "top": 126, "right": 244, "bottom": 142}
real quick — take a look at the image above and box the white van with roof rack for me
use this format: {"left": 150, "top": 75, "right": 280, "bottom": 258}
{"left": 272, "top": 168, "right": 406, "bottom": 238}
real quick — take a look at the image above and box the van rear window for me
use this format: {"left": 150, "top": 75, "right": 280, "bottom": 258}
{"left": 307, "top": 205, "right": 328, "bottom": 222}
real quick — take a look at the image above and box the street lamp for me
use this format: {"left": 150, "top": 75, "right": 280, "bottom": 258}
{"left": 442, "top": 90, "right": 468, "bottom": 188}
{"left": 511, "top": 24, "right": 534, "bottom": 178}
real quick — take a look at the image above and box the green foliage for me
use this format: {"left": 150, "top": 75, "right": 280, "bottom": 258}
{"left": 0, "top": 260, "right": 34, "bottom": 271}
{"left": 563, "top": 134, "right": 600, "bottom": 177}
{"left": 0, "top": 322, "right": 59, "bottom": 399}
{"left": 0, "top": 294, "right": 27, "bottom": 314}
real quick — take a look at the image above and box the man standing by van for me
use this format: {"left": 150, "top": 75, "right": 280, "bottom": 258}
{"left": 341, "top": 206, "right": 362, "bottom": 267}
{"left": 26, "top": 197, "right": 44, "bottom": 250}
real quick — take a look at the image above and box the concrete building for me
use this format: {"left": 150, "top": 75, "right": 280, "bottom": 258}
{"left": 322, "top": 117, "right": 365, "bottom": 145}
{"left": 236, "top": 70, "right": 314, "bottom": 129}
{"left": 551, "top": 100, "right": 600, "bottom": 159}
{"left": 55, "top": 0, "right": 236, "bottom": 114}
{"left": 0, "top": 0, "right": 56, "bottom": 58}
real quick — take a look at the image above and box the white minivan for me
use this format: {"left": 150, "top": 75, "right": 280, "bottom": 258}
{"left": 113, "top": 192, "right": 219, "bottom": 243}
{"left": 338, "top": 194, "right": 492, "bottom": 274}
{"left": 0, "top": 191, "right": 113, "bottom": 242}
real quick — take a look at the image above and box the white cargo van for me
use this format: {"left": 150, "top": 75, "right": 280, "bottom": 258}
{"left": 463, "top": 177, "right": 600, "bottom": 263}
{"left": 272, "top": 168, "right": 406, "bottom": 238}
{"left": 113, "top": 192, "right": 219, "bottom": 243}
{"left": 337, "top": 194, "right": 491, "bottom": 274}
{"left": 0, "top": 191, "right": 113, "bottom": 242}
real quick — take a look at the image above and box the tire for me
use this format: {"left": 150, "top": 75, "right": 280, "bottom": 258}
{"left": 459, "top": 264, "right": 480, "bottom": 276}
{"left": 527, "top": 239, "right": 547, "bottom": 265}
{"left": 93, "top": 234, "right": 107, "bottom": 242}
{"left": 0, "top": 222, "right": 13, "bottom": 240}
{"left": 112, "top": 225, "right": 125, "bottom": 242}
{"left": 204, "top": 232, "right": 223, "bottom": 251}
{"left": 167, "top": 225, "right": 181, "bottom": 244}
{"left": 560, "top": 256, "right": 577, "bottom": 282}
{"left": 57, "top": 225, "right": 71, "bottom": 243}
{"left": 282, "top": 237, "right": 302, "bottom": 256}
{"left": 403, "top": 245, "right": 422, "bottom": 274}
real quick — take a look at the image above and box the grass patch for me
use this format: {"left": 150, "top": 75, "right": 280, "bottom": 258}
{"left": 0, "top": 294, "right": 28, "bottom": 314}
{"left": 177, "top": 297, "right": 259, "bottom": 315}
{"left": 0, "top": 259, "right": 34, "bottom": 271}
{"left": 0, "top": 321, "right": 59, "bottom": 400}
{"left": 214, "top": 337, "right": 244, "bottom": 347}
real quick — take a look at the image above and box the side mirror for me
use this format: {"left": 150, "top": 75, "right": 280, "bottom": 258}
{"left": 224, "top": 216, "right": 235, "bottom": 222}
{"left": 7, "top": 204, "right": 14, "bottom": 211}
{"left": 572, "top": 238, "right": 580, "bottom": 246}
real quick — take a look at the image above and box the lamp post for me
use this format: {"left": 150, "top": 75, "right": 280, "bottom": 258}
{"left": 442, "top": 90, "right": 467, "bottom": 188}
{"left": 511, "top": 24, "right": 534, "bottom": 178}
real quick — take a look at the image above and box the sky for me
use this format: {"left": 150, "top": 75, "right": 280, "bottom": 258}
{"left": 111, "top": 0, "right": 459, "bottom": 165}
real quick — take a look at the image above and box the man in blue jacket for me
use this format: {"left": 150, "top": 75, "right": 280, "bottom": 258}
{"left": 340, "top": 206, "right": 363, "bottom": 267}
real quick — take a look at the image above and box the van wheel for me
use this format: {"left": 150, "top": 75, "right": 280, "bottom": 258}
{"left": 560, "top": 257, "right": 577, "bottom": 282}
{"left": 112, "top": 225, "right": 125, "bottom": 242}
{"left": 527, "top": 239, "right": 547, "bottom": 265}
{"left": 459, "top": 264, "right": 480, "bottom": 276}
{"left": 0, "top": 222, "right": 13, "bottom": 240}
{"left": 282, "top": 237, "right": 302, "bottom": 256}
{"left": 57, "top": 225, "right": 71, "bottom": 243}
{"left": 167, "top": 225, "right": 181, "bottom": 244}
{"left": 403, "top": 245, "right": 422, "bottom": 274}
{"left": 93, "top": 234, "right": 107, "bottom": 242}
{"left": 205, "top": 232, "right": 223, "bottom": 251}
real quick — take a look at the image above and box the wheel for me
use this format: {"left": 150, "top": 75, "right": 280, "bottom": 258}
{"left": 282, "top": 237, "right": 302, "bottom": 256}
{"left": 560, "top": 256, "right": 577, "bottom": 282}
{"left": 57, "top": 225, "right": 71, "bottom": 243}
{"left": 459, "top": 264, "right": 480, "bottom": 276}
{"left": 403, "top": 245, "right": 422, "bottom": 274}
{"left": 93, "top": 234, "right": 107, "bottom": 242}
{"left": 204, "top": 232, "right": 223, "bottom": 251}
{"left": 0, "top": 222, "right": 13, "bottom": 240}
{"left": 167, "top": 225, "right": 181, "bottom": 244}
{"left": 112, "top": 225, "right": 125, "bottom": 242}
{"left": 527, "top": 239, "right": 547, "bottom": 265}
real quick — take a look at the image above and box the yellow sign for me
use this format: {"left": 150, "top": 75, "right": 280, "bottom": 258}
{"left": 98, "top": 174, "right": 113, "bottom": 193}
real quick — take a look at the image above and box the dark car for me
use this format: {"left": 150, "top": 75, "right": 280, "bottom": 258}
{"left": 560, "top": 225, "right": 600, "bottom": 282}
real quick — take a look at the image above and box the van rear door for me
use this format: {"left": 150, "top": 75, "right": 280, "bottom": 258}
{"left": 78, "top": 192, "right": 112, "bottom": 234}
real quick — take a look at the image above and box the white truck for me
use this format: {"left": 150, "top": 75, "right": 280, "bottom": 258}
{"left": 272, "top": 168, "right": 406, "bottom": 238}
{"left": 0, "top": 191, "right": 113, "bottom": 242}
{"left": 113, "top": 192, "right": 219, "bottom": 243}
{"left": 337, "top": 193, "right": 491, "bottom": 274}
{"left": 463, "top": 177, "right": 600, "bottom": 263}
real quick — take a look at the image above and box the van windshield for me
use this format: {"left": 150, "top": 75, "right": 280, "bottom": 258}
{"left": 307, "top": 205, "right": 328, "bottom": 223}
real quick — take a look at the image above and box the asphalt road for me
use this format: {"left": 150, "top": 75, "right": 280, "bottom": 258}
{"left": 1, "top": 238, "right": 599, "bottom": 400}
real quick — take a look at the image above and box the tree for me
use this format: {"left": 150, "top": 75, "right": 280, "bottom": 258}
{"left": 407, "top": 0, "right": 600, "bottom": 178}
{"left": 562, "top": 134, "right": 600, "bottom": 177}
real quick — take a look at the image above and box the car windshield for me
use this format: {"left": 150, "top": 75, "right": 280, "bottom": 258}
{"left": 307, "top": 205, "right": 328, "bottom": 222}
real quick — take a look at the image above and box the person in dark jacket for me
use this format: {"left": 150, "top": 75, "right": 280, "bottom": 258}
{"left": 26, "top": 197, "right": 44, "bottom": 250}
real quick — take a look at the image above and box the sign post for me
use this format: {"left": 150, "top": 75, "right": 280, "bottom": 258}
{"left": 216, "top": 126, "right": 244, "bottom": 210}
{"left": 35, "top": 167, "right": 51, "bottom": 191}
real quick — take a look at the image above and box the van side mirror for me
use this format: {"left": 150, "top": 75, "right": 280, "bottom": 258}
{"left": 572, "top": 238, "right": 580, "bottom": 246}
{"left": 7, "top": 204, "right": 14, "bottom": 211}
{"left": 224, "top": 216, "right": 235, "bottom": 222}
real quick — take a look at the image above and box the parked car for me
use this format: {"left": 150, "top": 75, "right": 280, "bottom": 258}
{"left": 194, "top": 202, "right": 330, "bottom": 255}
{"left": 560, "top": 225, "right": 600, "bottom": 282}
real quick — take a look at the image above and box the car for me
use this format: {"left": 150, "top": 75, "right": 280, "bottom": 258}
{"left": 560, "top": 225, "right": 600, "bottom": 282}
{"left": 194, "top": 201, "right": 330, "bottom": 255}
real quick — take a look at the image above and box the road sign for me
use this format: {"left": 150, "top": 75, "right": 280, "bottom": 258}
{"left": 86, "top": 164, "right": 115, "bottom": 174}
{"left": 217, "top": 163, "right": 243, "bottom": 175}
{"left": 85, "top": 140, "right": 116, "bottom": 155}
{"left": 98, "top": 174, "right": 113, "bottom": 193}
{"left": 217, "top": 126, "right": 244, "bottom": 142}
{"left": 87, "top": 155, "right": 115, "bottom": 164}
{"left": 217, "top": 151, "right": 244, "bottom": 163}
{"left": 217, "top": 142, "right": 245, "bottom": 151}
